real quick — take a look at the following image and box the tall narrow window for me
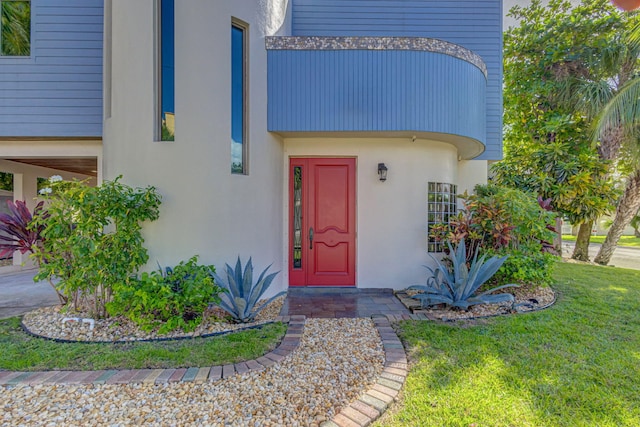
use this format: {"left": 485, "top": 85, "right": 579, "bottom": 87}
{"left": 231, "top": 20, "right": 248, "bottom": 174}
{"left": 292, "top": 166, "right": 303, "bottom": 268}
{"left": 0, "top": 0, "right": 31, "bottom": 56}
{"left": 159, "top": 0, "right": 174, "bottom": 141}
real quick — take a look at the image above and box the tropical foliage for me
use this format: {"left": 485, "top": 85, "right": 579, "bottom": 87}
{"left": 108, "top": 257, "right": 221, "bottom": 333}
{"left": 0, "top": 200, "right": 67, "bottom": 302}
{"left": 430, "top": 184, "right": 557, "bottom": 286}
{"left": 0, "top": 200, "right": 46, "bottom": 259}
{"left": 0, "top": 172, "right": 12, "bottom": 191}
{"left": 31, "top": 176, "right": 162, "bottom": 318}
{"left": 499, "top": 0, "right": 640, "bottom": 262}
{"left": 1, "top": 0, "right": 30, "bottom": 56}
{"left": 210, "top": 257, "right": 285, "bottom": 323}
{"left": 409, "top": 239, "right": 518, "bottom": 310}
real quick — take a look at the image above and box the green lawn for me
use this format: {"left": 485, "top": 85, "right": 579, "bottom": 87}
{"left": 0, "top": 320, "right": 286, "bottom": 371}
{"left": 562, "top": 234, "right": 640, "bottom": 247}
{"left": 377, "top": 262, "right": 640, "bottom": 427}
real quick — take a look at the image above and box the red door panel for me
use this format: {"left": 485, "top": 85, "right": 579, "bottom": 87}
{"left": 289, "top": 158, "right": 356, "bottom": 286}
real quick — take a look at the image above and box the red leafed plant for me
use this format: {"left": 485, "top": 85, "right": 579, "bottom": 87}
{"left": 0, "top": 200, "right": 48, "bottom": 258}
{"left": 0, "top": 200, "right": 65, "bottom": 303}
{"left": 429, "top": 184, "right": 558, "bottom": 286}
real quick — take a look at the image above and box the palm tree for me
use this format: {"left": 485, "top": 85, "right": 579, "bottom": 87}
{"left": 631, "top": 210, "right": 640, "bottom": 238}
{"left": 1, "top": 1, "right": 30, "bottom": 56}
{"left": 590, "top": 21, "right": 640, "bottom": 265}
{"left": 550, "top": 10, "right": 640, "bottom": 261}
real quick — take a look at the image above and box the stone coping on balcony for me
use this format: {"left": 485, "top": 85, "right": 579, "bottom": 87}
{"left": 266, "top": 36, "right": 488, "bottom": 77}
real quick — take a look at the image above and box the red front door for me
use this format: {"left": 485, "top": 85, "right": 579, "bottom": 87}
{"left": 289, "top": 158, "right": 356, "bottom": 286}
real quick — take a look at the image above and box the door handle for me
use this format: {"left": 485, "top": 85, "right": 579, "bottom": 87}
{"left": 309, "top": 227, "right": 314, "bottom": 249}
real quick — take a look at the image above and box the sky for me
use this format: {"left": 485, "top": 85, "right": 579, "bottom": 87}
{"left": 503, "top": 0, "right": 581, "bottom": 29}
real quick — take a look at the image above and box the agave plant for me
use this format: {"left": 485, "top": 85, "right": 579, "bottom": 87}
{"left": 0, "top": 200, "right": 47, "bottom": 258}
{"left": 209, "top": 256, "right": 285, "bottom": 323}
{"left": 409, "top": 239, "right": 518, "bottom": 310}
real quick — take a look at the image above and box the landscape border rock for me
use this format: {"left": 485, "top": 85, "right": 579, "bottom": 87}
{"left": 20, "top": 295, "right": 286, "bottom": 343}
{"left": 395, "top": 285, "right": 557, "bottom": 321}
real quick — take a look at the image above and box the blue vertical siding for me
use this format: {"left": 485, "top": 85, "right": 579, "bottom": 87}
{"left": 291, "top": 0, "right": 502, "bottom": 160}
{"left": 268, "top": 49, "right": 486, "bottom": 146}
{"left": 0, "top": 0, "right": 103, "bottom": 137}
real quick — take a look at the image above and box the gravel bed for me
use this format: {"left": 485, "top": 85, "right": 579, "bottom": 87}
{"left": 0, "top": 318, "right": 385, "bottom": 427}
{"left": 409, "top": 284, "right": 556, "bottom": 320}
{"left": 21, "top": 296, "right": 286, "bottom": 342}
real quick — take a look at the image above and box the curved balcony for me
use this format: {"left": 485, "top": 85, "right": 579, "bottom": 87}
{"left": 266, "top": 37, "right": 487, "bottom": 159}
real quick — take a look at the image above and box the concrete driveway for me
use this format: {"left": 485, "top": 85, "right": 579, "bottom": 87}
{"left": 562, "top": 242, "right": 640, "bottom": 270}
{"left": 0, "top": 269, "right": 60, "bottom": 319}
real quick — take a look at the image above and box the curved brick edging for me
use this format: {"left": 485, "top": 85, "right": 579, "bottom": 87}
{"left": 20, "top": 318, "right": 284, "bottom": 344}
{"left": 0, "top": 315, "right": 306, "bottom": 387}
{"left": 322, "top": 314, "right": 410, "bottom": 427}
{"left": 321, "top": 296, "right": 562, "bottom": 427}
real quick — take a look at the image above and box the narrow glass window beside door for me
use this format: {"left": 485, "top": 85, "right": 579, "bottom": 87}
{"left": 158, "top": 0, "right": 174, "bottom": 141}
{"left": 0, "top": 0, "right": 30, "bottom": 56}
{"left": 292, "top": 166, "right": 303, "bottom": 268}
{"left": 231, "top": 20, "right": 248, "bottom": 174}
{"left": 427, "top": 182, "right": 457, "bottom": 252}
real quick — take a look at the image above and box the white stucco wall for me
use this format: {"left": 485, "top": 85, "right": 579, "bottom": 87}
{"left": 282, "top": 137, "right": 478, "bottom": 289}
{"left": 105, "top": 1, "right": 489, "bottom": 292}
{"left": 457, "top": 160, "right": 489, "bottom": 197}
{"left": 105, "top": 0, "right": 286, "bottom": 292}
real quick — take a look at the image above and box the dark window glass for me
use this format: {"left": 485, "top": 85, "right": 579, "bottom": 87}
{"left": 160, "top": 0, "right": 174, "bottom": 141}
{"left": 231, "top": 23, "right": 246, "bottom": 173}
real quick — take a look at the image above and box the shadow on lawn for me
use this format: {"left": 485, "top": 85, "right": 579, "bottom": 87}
{"left": 384, "top": 263, "right": 640, "bottom": 427}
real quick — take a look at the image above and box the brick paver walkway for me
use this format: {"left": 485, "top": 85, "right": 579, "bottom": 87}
{"left": 280, "top": 287, "right": 411, "bottom": 318}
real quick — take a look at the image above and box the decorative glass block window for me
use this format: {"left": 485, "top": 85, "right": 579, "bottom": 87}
{"left": 427, "top": 182, "right": 457, "bottom": 252}
{"left": 0, "top": 0, "right": 31, "bottom": 56}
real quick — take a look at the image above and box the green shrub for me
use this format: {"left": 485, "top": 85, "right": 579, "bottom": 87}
{"left": 108, "top": 256, "right": 221, "bottom": 333}
{"left": 487, "top": 249, "right": 556, "bottom": 287}
{"left": 31, "top": 176, "right": 161, "bottom": 317}
{"left": 430, "top": 183, "right": 557, "bottom": 286}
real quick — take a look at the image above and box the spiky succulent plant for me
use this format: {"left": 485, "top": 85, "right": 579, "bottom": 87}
{"left": 209, "top": 256, "right": 285, "bottom": 323}
{"left": 409, "top": 239, "right": 518, "bottom": 310}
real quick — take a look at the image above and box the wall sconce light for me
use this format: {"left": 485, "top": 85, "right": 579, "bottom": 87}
{"left": 377, "top": 163, "right": 388, "bottom": 182}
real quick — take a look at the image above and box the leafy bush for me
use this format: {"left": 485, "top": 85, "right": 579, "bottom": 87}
{"left": 489, "top": 249, "right": 556, "bottom": 288}
{"left": 210, "top": 257, "right": 285, "bottom": 323}
{"left": 409, "top": 239, "right": 518, "bottom": 310}
{"left": 31, "top": 176, "right": 161, "bottom": 317}
{"left": 430, "top": 183, "right": 557, "bottom": 286}
{"left": 108, "top": 257, "right": 221, "bottom": 333}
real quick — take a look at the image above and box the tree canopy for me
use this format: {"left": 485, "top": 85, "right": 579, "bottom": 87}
{"left": 496, "top": 0, "right": 640, "bottom": 261}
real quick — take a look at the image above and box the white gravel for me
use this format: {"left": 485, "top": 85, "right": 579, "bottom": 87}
{"left": 0, "top": 318, "right": 385, "bottom": 427}
{"left": 21, "top": 297, "right": 286, "bottom": 342}
{"left": 408, "top": 284, "right": 556, "bottom": 320}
